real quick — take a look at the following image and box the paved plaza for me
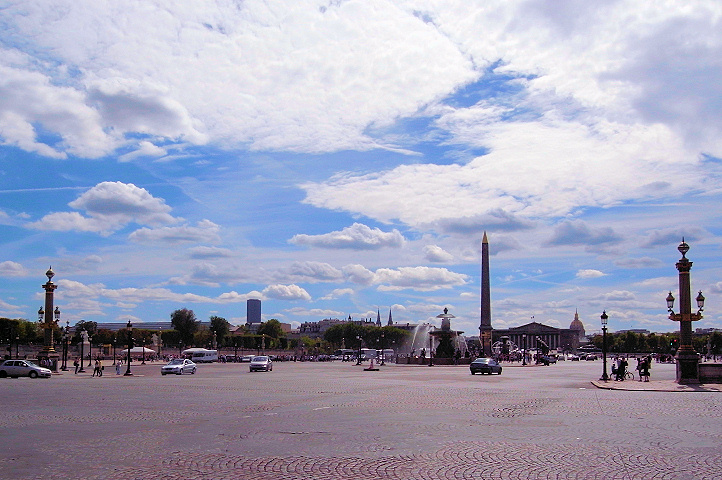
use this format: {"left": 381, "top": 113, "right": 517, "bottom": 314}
{"left": 1, "top": 359, "right": 721, "bottom": 479}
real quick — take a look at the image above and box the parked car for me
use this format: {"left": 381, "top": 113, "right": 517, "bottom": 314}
{"left": 585, "top": 354, "right": 598, "bottom": 361}
{"left": 0, "top": 359, "right": 52, "bottom": 379}
{"left": 469, "top": 358, "right": 502, "bottom": 375}
{"left": 249, "top": 355, "right": 273, "bottom": 372}
{"left": 240, "top": 355, "right": 254, "bottom": 362}
{"left": 568, "top": 354, "right": 580, "bottom": 361}
{"left": 161, "top": 358, "right": 196, "bottom": 375}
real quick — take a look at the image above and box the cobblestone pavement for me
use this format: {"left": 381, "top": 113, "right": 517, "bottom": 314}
{"left": 2, "top": 360, "right": 721, "bottom": 479}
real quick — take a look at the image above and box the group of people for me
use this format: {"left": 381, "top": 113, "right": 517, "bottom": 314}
{"left": 610, "top": 355, "right": 652, "bottom": 381}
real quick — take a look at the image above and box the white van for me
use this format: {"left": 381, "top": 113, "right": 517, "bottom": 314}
{"left": 183, "top": 348, "right": 218, "bottom": 363}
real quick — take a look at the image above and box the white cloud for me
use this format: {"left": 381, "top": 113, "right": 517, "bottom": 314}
{"left": 340, "top": 264, "right": 468, "bottom": 291}
{"left": 319, "top": 288, "right": 354, "bottom": 301}
{"left": 423, "top": 245, "right": 453, "bottom": 263}
{"left": 129, "top": 220, "right": 220, "bottom": 244}
{"left": 262, "top": 284, "right": 312, "bottom": 301}
{"left": 29, "top": 182, "right": 178, "bottom": 235}
{"left": 290, "top": 223, "right": 405, "bottom": 250}
{"left": 285, "top": 261, "right": 344, "bottom": 282}
{"left": 284, "top": 307, "right": 344, "bottom": 317}
{"left": 576, "top": 269, "right": 606, "bottom": 279}
{"left": 0, "top": 261, "right": 27, "bottom": 277}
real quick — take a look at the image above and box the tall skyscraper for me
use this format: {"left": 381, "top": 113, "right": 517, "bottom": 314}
{"left": 247, "top": 299, "right": 261, "bottom": 324}
{"left": 479, "top": 232, "right": 493, "bottom": 356}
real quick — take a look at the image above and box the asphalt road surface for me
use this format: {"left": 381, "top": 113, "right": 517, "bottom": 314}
{"left": 2, "top": 359, "right": 720, "bottom": 479}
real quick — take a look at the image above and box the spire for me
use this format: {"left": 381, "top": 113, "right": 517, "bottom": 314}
{"left": 387, "top": 309, "right": 393, "bottom": 326}
{"left": 482, "top": 231, "right": 488, "bottom": 244}
{"left": 376, "top": 309, "right": 381, "bottom": 326}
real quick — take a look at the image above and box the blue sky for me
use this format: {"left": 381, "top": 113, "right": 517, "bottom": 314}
{"left": 1, "top": 0, "right": 721, "bottom": 337}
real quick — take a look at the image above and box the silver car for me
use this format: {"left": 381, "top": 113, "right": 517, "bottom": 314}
{"left": 249, "top": 355, "right": 273, "bottom": 372}
{"left": 161, "top": 358, "right": 196, "bottom": 375}
{"left": 0, "top": 359, "right": 52, "bottom": 379}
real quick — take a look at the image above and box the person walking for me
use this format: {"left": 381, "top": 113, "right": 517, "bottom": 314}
{"left": 73, "top": 357, "right": 80, "bottom": 374}
{"left": 116, "top": 359, "right": 122, "bottom": 375}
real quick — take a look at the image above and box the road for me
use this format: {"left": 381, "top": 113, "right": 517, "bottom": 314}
{"left": 1, "top": 359, "right": 720, "bottom": 479}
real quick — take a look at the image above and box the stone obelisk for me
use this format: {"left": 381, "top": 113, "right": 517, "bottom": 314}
{"left": 479, "top": 232, "right": 493, "bottom": 356}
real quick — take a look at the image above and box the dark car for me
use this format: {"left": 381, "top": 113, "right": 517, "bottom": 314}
{"left": 469, "top": 358, "right": 502, "bottom": 375}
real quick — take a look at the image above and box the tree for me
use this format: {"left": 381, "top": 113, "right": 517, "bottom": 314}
{"left": 73, "top": 320, "right": 98, "bottom": 341}
{"left": 209, "top": 315, "right": 230, "bottom": 346}
{"left": 257, "top": 319, "right": 284, "bottom": 339}
{"left": 170, "top": 308, "right": 198, "bottom": 346}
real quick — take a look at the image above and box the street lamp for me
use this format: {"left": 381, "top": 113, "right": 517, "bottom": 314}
{"left": 666, "top": 239, "right": 705, "bottom": 383}
{"left": 112, "top": 337, "right": 116, "bottom": 365}
{"left": 141, "top": 337, "right": 146, "bottom": 364}
{"left": 61, "top": 320, "right": 70, "bottom": 371}
{"left": 600, "top": 311, "right": 609, "bottom": 381}
{"left": 522, "top": 334, "right": 527, "bottom": 366}
{"left": 356, "top": 335, "right": 362, "bottom": 365}
{"left": 380, "top": 333, "right": 386, "bottom": 366}
{"left": 428, "top": 328, "right": 433, "bottom": 367}
{"left": 78, "top": 330, "right": 86, "bottom": 373}
{"left": 88, "top": 335, "right": 93, "bottom": 367}
{"left": 124, "top": 321, "right": 133, "bottom": 376}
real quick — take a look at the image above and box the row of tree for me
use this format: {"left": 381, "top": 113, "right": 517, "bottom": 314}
{"left": 590, "top": 330, "right": 722, "bottom": 355}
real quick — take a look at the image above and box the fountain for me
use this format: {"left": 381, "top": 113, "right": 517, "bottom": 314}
{"left": 429, "top": 308, "right": 465, "bottom": 361}
{"left": 401, "top": 309, "right": 468, "bottom": 364}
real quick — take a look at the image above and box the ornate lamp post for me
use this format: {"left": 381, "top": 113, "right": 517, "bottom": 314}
{"left": 522, "top": 334, "right": 527, "bottom": 366}
{"left": 37, "top": 268, "right": 61, "bottom": 371}
{"left": 61, "top": 321, "right": 70, "bottom": 371}
{"left": 380, "top": 332, "right": 386, "bottom": 366}
{"left": 141, "top": 337, "right": 146, "bottom": 365}
{"left": 87, "top": 335, "right": 93, "bottom": 367}
{"left": 112, "top": 337, "right": 116, "bottom": 365}
{"left": 356, "top": 335, "right": 362, "bottom": 365}
{"left": 158, "top": 329, "right": 163, "bottom": 357}
{"left": 78, "top": 330, "right": 86, "bottom": 373}
{"left": 124, "top": 321, "right": 133, "bottom": 376}
{"left": 428, "top": 328, "right": 434, "bottom": 367}
{"left": 600, "top": 311, "right": 609, "bottom": 381}
{"left": 666, "top": 239, "right": 705, "bottom": 384}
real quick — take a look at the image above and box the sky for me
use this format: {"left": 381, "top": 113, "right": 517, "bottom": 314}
{"left": 1, "top": 0, "right": 721, "bottom": 338}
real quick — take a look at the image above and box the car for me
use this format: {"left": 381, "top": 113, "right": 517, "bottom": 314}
{"left": 585, "top": 354, "right": 598, "bottom": 361}
{"left": 469, "top": 357, "right": 502, "bottom": 375}
{"left": 249, "top": 355, "right": 273, "bottom": 372}
{"left": 568, "top": 354, "right": 580, "bottom": 361}
{"left": 537, "top": 355, "right": 557, "bottom": 365}
{"left": 0, "top": 359, "right": 52, "bottom": 379}
{"left": 240, "top": 355, "right": 254, "bottom": 362}
{"left": 160, "top": 358, "right": 196, "bottom": 375}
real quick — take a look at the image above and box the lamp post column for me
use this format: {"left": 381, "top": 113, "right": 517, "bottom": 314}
{"left": 600, "top": 311, "right": 609, "bottom": 381}
{"left": 124, "top": 321, "right": 133, "bottom": 376}
{"left": 667, "top": 240, "right": 704, "bottom": 384}
{"left": 522, "top": 334, "right": 527, "bottom": 366}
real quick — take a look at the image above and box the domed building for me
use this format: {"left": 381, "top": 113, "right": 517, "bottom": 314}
{"left": 570, "top": 310, "right": 586, "bottom": 341}
{"left": 491, "top": 310, "right": 587, "bottom": 354}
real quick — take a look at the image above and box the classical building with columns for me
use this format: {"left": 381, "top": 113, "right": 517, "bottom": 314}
{"left": 491, "top": 311, "right": 587, "bottom": 353}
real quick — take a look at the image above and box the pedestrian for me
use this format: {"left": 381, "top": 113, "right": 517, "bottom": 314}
{"left": 74, "top": 357, "right": 79, "bottom": 374}
{"left": 92, "top": 358, "right": 100, "bottom": 377}
{"left": 116, "top": 360, "right": 122, "bottom": 375}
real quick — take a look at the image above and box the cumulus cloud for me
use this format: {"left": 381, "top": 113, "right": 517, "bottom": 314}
{"left": 576, "top": 269, "right": 606, "bottom": 279}
{"left": 546, "top": 220, "right": 621, "bottom": 251}
{"left": 341, "top": 264, "right": 467, "bottom": 291}
{"left": 29, "top": 182, "right": 178, "bottom": 235}
{"left": 186, "top": 246, "right": 234, "bottom": 260}
{"left": 286, "top": 261, "right": 344, "bottom": 282}
{"left": 424, "top": 245, "right": 454, "bottom": 263}
{"left": 290, "top": 223, "right": 405, "bottom": 250}
{"left": 262, "top": 284, "right": 311, "bottom": 301}
{"left": 0, "top": 261, "right": 27, "bottom": 277}
{"left": 640, "top": 228, "right": 706, "bottom": 249}
{"left": 319, "top": 288, "right": 354, "bottom": 301}
{"left": 129, "top": 219, "right": 220, "bottom": 244}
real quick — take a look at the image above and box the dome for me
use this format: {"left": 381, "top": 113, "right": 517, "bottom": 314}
{"left": 570, "top": 310, "right": 585, "bottom": 340}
